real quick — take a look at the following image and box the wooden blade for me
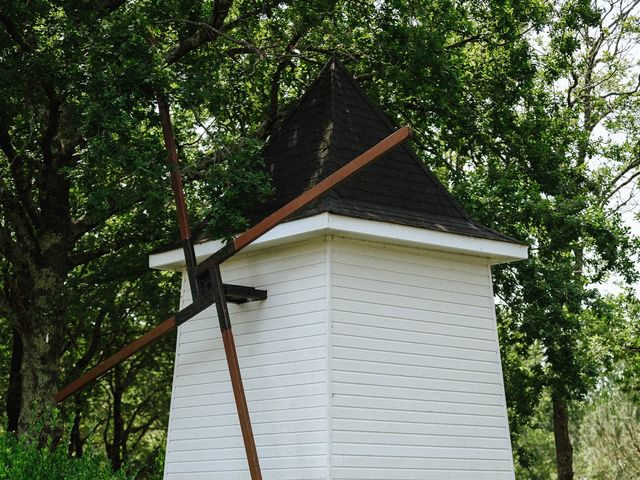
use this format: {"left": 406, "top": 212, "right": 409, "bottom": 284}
{"left": 157, "top": 93, "right": 200, "bottom": 299}
{"left": 222, "top": 328, "right": 261, "bottom": 479}
{"left": 54, "top": 317, "right": 177, "bottom": 403}
{"left": 158, "top": 93, "right": 191, "bottom": 242}
{"left": 54, "top": 290, "right": 216, "bottom": 403}
{"left": 197, "top": 125, "right": 412, "bottom": 273}
{"left": 208, "top": 265, "right": 262, "bottom": 478}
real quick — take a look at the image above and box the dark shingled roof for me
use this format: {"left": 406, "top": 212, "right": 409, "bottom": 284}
{"left": 251, "top": 58, "right": 518, "bottom": 244}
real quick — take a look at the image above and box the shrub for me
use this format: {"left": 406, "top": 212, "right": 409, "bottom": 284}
{"left": 575, "top": 388, "right": 640, "bottom": 480}
{"left": 0, "top": 429, "right": 131, "bottom": 480}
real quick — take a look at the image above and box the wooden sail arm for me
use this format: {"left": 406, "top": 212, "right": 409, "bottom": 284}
{"left": 55, "top": 124, "right": 411, "bottom": 480}
{"left": 54, "top": 284, "right": 266, "bottom": 403}
{"left": 56, "top": 126, "right": 410, "bottom": 403}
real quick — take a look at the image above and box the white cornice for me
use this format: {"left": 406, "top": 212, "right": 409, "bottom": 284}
{"left": 148, "top": 213, "right": 528, "bottom": 270}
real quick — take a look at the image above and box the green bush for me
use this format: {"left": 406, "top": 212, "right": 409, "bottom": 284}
{"left": 0, "top": 429, "right": 131, "bottom": 480}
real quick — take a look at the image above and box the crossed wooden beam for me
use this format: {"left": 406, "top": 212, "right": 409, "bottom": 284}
{"left": 55, "top": 94, "right": 411, "bottom": 479}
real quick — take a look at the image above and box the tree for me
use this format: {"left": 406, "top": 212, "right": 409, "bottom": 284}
{"left": 57, "top": 254, "right": 178, "bottom": 473}
{"left": 575, "top": 386, "right": 640, "bottom": 479}
{"left": 0, "top": 0, "right": 287, "bottom": 436}
{"left": 1, "top": 0, "right": 171, "bottom": 435}
{"left": 465, "top": 2, "right": 640, "bottom": 479}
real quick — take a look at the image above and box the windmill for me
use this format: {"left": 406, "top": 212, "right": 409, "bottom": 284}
{"left": 59, "top": 58, "right": 527, "bottom": 480}
{"left": 154, "top": 59, "right": 526, "bottom": 480}
{"left": 54, "top": 68, "right": 412, "bottom": 480}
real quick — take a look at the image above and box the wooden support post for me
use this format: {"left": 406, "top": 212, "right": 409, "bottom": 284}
{"left": 209, "top": 265, "right": 262, "bottom": 479}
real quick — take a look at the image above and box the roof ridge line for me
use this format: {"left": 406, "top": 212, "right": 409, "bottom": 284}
{"left": 332, "top": 60, "right": 479, "bottom": 224}
{"left": 262, "top": 59, "right": 335, "bottom": 152}
{"left": 320, "top": 57, "right": 341, "bottom": 207}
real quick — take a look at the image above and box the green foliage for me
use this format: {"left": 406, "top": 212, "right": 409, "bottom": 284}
{"left": 460, "top": 3, "right": 640, "bottom": 474}
{"left": 575, "top": 386, "right": 640, "bottom": 479}
{"left": 0, "top": 428, "right": 130, "bottom": 480}
{"left": 513, "top": 395, "right": 557, "bottom": 480}
{"left": 60, "top": 264, "right": 178, "bottom": 475}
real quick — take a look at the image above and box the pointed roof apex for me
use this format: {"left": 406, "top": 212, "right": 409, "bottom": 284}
{"left": 254, "top": 58, "right": 519, "bottom": 244}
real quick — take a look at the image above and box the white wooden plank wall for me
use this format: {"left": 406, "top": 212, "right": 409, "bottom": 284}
{"left": 164, "top": 239, "right": 330, "bottom": 479}
{"left": 329, "top": 237, "right": 514, "bottom": 480}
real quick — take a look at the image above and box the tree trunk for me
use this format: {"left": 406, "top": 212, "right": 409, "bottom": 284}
{"left": 6, "top": 328, "right": 23, "bottom": 432}
{"left": 553, "top": 396, "right": 574, "bottom": 480}
{"left": 110, "top": 366, "right": 124, "bottom": 471}
{"left": 18, "top": 322, "right": 64, "bottom": 445}
{"left": 68, "top": 402, "right": 83, "bottom": 458}
{"left": 11, "top": 219, "right": 71, "bottom": 443}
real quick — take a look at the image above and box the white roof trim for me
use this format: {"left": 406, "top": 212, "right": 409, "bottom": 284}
{"left": 149, "top": 213, "right": 528, "bottom": 270}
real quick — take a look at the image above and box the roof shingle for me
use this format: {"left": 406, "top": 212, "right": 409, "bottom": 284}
{"left": 252, "top": 58, "right": 518, "bottom": 244}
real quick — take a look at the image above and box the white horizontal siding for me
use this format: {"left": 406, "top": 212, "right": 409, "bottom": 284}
{"left": 330, "top": 237, "right": 514, "bottom": 480}
{"left": 165, "top": 239, "right": 329, "bottom": 479}
{"left": 164, "top": 233, "right": 514, "bottom": 480}
{"left": 165, "top": 469, "right": 327, "bottom": 480}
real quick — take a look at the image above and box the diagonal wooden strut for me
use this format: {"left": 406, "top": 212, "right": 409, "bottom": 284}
{"left": 156, "top": 95, "right": 263, "bottom": 478}
{"left": 157, "top": 93, "right": 200, "bottom": 299}
{"left": 60, "top": 94, "right": 265, "bottom": 479}
{"left": 209, "top": 265, "right": 262, "bottom": 479}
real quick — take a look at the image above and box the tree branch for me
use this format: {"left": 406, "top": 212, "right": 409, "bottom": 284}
{"left": 64, "top": 308, "right": 108, "bottom": 383}
{"left": 0, "top": 180, "right": 37, "bottom": 248}
{"left": 71, "top": 194, "right": 146, "bottom": 242}
{"left": 0, "top": 125, "right": 40, "bottom": 228}
{"left": 163, "top": 0, "right": 234, "bottom": 65}
{"left": 0, "top": 224, "right": 22, "bottom": 268}
{"left": 599, "top": 73, "right": 640, "bottom": 99}
{"left": 445, "top": 33, "right": 485, "bottom": 50}
{"left": 160, "top": 18, "right": 265, "bottom": 58}
{"left": 263, "top": 27, "right": 311, "bottom": 134}
{"left": 604, "top": 168, "right": 640, "bottom": 207}
{"left": 0, "top": 14, "right": 36, "bottom": 52}
{"left": 69, "top": 235, "right": 150, "bottom": 267}
{"left": 567, "top": 71, "right": 579, "bottom": 108}
{"left": 123, "top": 381, "right": 165, "bottom": 436}
{"left": 128, "top": 414, "right": 160, "bottom": 453}
{"left": 98, "top": 0, "right": 128, "bottom": 17}
{"left": 223, "top": 0, "right": 284, "bottom": 30}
